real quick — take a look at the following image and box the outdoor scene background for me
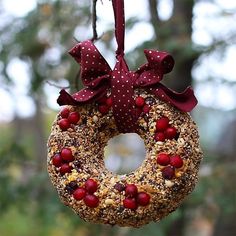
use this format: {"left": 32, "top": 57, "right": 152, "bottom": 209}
{"left": 0, "top": 0, "right": 236, "bottom": 235}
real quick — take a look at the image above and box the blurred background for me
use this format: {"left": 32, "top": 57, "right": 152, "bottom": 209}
{"left": 0, "top": 0, "right": 236, "bottom": 235}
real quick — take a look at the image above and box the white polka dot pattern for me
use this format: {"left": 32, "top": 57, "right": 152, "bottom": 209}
{"left": 57, "top": 40, "right": 197, "bottom": 123}
{"left": 69, "top": 40, "right": 112, "bottom": 88}
{"left": 110, "top": 56, "right": 138, "bottom": 133}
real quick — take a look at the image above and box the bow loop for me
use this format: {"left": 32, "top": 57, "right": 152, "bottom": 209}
{"left": 133, "top": 49, "right": 197, "bottom": 112}
{"left": 135, "top": 50, "right": 175, "bottom": 87}
{"left": 58, "top": 41, "right": 112, "bottom": 106}
{"left": 69, "top": 40, "right": 112, "bottom": 87}
{"left": 144, "top": 50, "right": 174, "bottom": 74}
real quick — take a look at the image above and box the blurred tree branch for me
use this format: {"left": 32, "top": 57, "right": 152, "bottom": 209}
{"left": 148, "top": 0, "right": 160, "bottom": 37}
{"left": 91, "top": 0, "right": 98, "bottom": 41}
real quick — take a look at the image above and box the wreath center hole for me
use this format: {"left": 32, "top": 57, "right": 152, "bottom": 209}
{"left": 104, "top": 133, "right": 146, "bottom": 175}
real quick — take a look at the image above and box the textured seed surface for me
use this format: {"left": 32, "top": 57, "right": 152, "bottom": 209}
{"left": 47, "top": 90, "right": 203, "bottom": 227}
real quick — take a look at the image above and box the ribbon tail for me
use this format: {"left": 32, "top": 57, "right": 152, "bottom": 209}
{"left": 57, "top": 89, "right": 79, "bottom": 106}
{"left": 57, "top": 87, "right": 108, "bottom": 106}
{"left": 151, "top": 84, "right": 198, "bottom": 112}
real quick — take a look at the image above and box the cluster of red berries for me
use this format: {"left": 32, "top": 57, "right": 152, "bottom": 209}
{"left": 157, "top": 153, "right": 184, "bottom": 180}
{"left": 97, "top": 96, "right": 113, "bottom": 115}
{"left": 154, "top": 117, "right": 178, "bottom": 142}
{"left": 73, "top": 179, "right": 99, "bottom": 208}
{"left": 115, "top": 183, "right": 150, "bottom": 210}
{"left": 52, "top": 148, "right": 74, "bottom": 175}
{"left": 135, "top": 96, "right": 150, "bottom": 116}
{"left": 58, "top": 108, "right": 80, "bottom": 131}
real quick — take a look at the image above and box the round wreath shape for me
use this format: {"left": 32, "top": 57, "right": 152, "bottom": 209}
{"left": 47, "top": 0, "right": 203, "bottom": 227}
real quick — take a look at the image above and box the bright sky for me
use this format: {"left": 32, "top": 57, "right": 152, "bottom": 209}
{"left": 1, "top": 0, "right": 36, "bottom": 17}
{"left": 0, "top": 0, "right": 236, "bottom": 122}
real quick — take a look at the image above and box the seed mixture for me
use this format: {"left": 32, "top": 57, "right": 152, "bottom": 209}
{"left": 47, "top": 89, "right": 203, "bottom": 227}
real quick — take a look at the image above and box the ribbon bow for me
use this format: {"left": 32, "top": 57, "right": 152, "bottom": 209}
{"left": 57, "top": 0, "right": 197, "bottom": 133}
{"left": 57, "top": 40, "right": 197, "bottom": 132}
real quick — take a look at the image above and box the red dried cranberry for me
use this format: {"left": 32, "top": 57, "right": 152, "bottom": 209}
{"left": 123, "top": 198, "right": 137, "bottom": 210}
{"left": 106, "top": 97, "right": 113, "bottom": 107}
{"left": 154, "top": 132, "right": 165, "bottom": 142}
{"left": 61, "top": 148, "right": 74, "bottom": 162}
{"left": 162, "top": 166, "right": 175, "bottom": 180}
{"left": 125, "top": 184, "right": 138, "bottom": 197}
{"left": 157, "top": 153, "right": 170, "bottom": 166}
{"left": 98, "top": 104, "right": 109, "bottom": 114}
{"left": 73, "top": 187, "right": 86, "bottom": 200}
{"left": 52, "top": 154, "right": 63, "bottom": 167}
{"left": 68, "top": 112, "right": 80, "bottom": 124}
{"left": 58, "top": 118, "right": 70, "bottom": 131}
{"left": 60, "top": 108, "right": 70, "bottom": 118}
{"left": 165, "top": 127, "right": 178, "bottom": 139}
{"left": 84, "top": 194, "right": 99, "bottom": 208}
{"left": 137, "top": 192, "right": 150, "bottom": 206}
{"left": 85, "top": 179, "right": 98, "bottom": 194}
{"left": 170, "top": 155, "right": 183, "bottom": 168}
{"left": 156, "top": 117, "right": 169, "bottom": 131}
{"left": 135, "top": 96, "right": 145, "bottom": 107}
{"left": 59, "top": 163, "right": 72, "bottom": 175}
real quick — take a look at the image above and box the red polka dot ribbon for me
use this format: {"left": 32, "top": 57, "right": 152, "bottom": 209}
{"left": 57, "top": 0, "right": 197, "bottom": 133}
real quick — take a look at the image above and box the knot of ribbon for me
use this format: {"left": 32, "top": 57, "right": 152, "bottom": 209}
{"left": 57, "top": 0, "right": 197, "bottom": 133}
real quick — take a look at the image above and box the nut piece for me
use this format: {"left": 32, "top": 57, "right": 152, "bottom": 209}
{"left": 93, "top": 115, "right": 98, "bottom": 123}
{"left": 165, "top": 180, "right": 174, "bottom": 187}
{"left": 105, "top": 199, "right": 114, "bottom": 205}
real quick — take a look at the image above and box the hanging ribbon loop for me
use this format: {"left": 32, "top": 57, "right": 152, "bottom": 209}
{"left": 112, "top": 0, "right": 125, "bottom": 57}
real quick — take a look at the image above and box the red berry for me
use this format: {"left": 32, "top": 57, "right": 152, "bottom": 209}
{"left": 162, "top": 166, "right": 175, "bottom": 180}
{"left": 60, "top": 108, "right": 70, "bottom": 118}
{"left": 68, "top": 112, "right": 80, "bottom": 124}
{"left": 154, "top": 132, "right": 165, "bottom": 142}
{"left": 52, "top": 154, "right": 63, "bottom": 167}
{"left": 170, "top": 155, "right": 183, "bottom": 168}
{"left": 61, "top": 148, "right": 74, "bottom": 162}
{"left": 59, "top": 163, "right": 72, "bottom": 175}
{"left": 157, "top": 153, "right": 170, "bottom": 166}
{"left": 143, "top": 104, "right": 150, "bottom": 113}
{"left": 125, "top": 184, "right": 138, "bottom": 197}
{"left": 165, "top": 127, "right": 178, "bottom": 139}
{"left": 84, "top": 194, "right": 99, "bottom": 208}
{"left": 135, "top": 96, "right": 145, "bottom": 107}
{"left": 73, "top": 187, "right": 86, "bottom": 200}
{"left": 58, "top": 119, "right": 70, "bottom": 131}
{"left": 98, "top": 104, "right": 109, "bottom": 114}
{"left": 85, "top": 179, "right": 98, "bottom": 194}
{"left": 156, "top": 117, "right": 169, "bottom": 131}
{"left": 137, "top": 192, "right": 150, "bottom": 206}
{"left": 106, "top": 97, "right": 113, "bottom": 107}
{"left": 123, "top": 198, "right": 137, "bottom": 210}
